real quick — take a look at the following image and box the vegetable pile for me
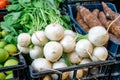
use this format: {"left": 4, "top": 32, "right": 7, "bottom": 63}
{"left": 76, "top": 2, "right": 120, "bottom": 42}
{"left": 17, "top": 23, "right": 109, "bottom": 79}
{"left": 1, "top": 0, "right": 71, "bottom": 45}
{"left": 0, "top": 0, "right": 112, "bottom": 80}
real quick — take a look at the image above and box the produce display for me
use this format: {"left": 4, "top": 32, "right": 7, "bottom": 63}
{"left": 0, "top": 0, "right": 116, "bottom": 80}
{"left": 76, "top": 2, "right": 120, "bottom": 42}
{"left": 17, "top": 23, "right": 109, "bottom": 79}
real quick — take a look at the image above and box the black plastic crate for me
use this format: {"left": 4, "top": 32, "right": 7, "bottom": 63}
{"left": 28, "top": 55, "right": 115, "bottom": 80}
{"left": 68, "top": 2, "right": 120, "bottom": 58}
{"left": 0, "top": 54, "right": 27, "bottom": 80}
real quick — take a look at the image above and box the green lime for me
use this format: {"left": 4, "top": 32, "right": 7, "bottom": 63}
{"left": 5, "top": 73, "right": 13, "bottom": 79}
{"left": 4, "top": 59, "right": 18, "bottom": 74}
{"left": 0, "top": 72, "right": 6, "bottom": 80}
{"left": 0, "top": 40, "right": 7, "bottom": 48}
{"left": 4, "top": 44, "right": 17, "bottom": 55}
{"left": 0, "top": 49, "right": 9, "bottom": 63}
{"left": 1, "top": 30, "right": 9, "bottom": 37}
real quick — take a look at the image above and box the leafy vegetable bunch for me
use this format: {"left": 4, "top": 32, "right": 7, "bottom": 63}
{"left": 1, "top": 0, "right": 71, "bottom": 44}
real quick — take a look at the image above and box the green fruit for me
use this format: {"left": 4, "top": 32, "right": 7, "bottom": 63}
{"left": 0, "top": 49, "right": 9, "bottom": 63}
{"left": 4, "top": 59, "right": 18, "bottom": 74}
{"left": 4, "top": 44, "right": 17, "bottom": 55}
{"left": 0, "top": 72, "right": 6, "bottom": 80}
{"left": 1, "top": 30, "right": 9, "bottom": 37}
{"left": 4, "top": 59, "right": 18, "bottom": 67}
{"left": 0, "top": 40, "right": 7, "bottom": 48}
{"left": 5, "top": 73, "right": 13, "bottom": 79}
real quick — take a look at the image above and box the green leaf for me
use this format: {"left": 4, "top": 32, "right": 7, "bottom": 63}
{"left": 4, "top": 12, "right": 22, "bottom": 21}
{"left": 4, "top": 35, "right": 17, "bottom": 45}
{"left": 6, "top": 4, "right": 23, "bottom": 11}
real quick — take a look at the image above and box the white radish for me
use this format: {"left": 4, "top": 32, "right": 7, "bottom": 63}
{"left": 45, "top": 23, "right": 64, "bottom": 41}
{"left": 31, "top": 58, "right": 52, "bottom": 71}
{"left": 80, "top": 58, "right": 92, "bottom": 72}
{"left": 75, "top": 39, "right": 93, "bottom": 57}
{"left": 69, "top": 69, "right": 83, "bottom": 79}
{"left": 44, "top": 41, "right": 63, "bottom": 62}
{"left": 88, "top": 26, "right": 109, "bottom": 46}
{"left": 91, "top": 46, "right": 108, "bottom": 61}
{"left": 29, "top": 46, "right": 43, "bottom": 59}
{"left": 17, "top": 44, "right": 29, "bottom": 54}
{"left": 31, "top": 31, "right": 48, "bottom": 46}
{"left": 51, "top": 62, "right": 69, "bottom": 80}
{"left": 68, "top": 51, "right": 82, "bottom": 64}
{"left": 64, "top": 30, "right": 76, "bottom": 38}
{"left": 17, "top": 33, "right": 31, "bottom": 47}
{"left": 60, "top": 35, "right": 76, "bottom": 53}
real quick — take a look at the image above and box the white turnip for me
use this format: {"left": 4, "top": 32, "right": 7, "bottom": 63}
{"left": 64, "top": 30, "right": 76, "bottom": 38}
{"left": 44, "top": 41, "right": 63, "bottom": 62}
{"left": 29, "top": 46, "right": 43, "bottom": 59}
{"left": 31, "top": 31, "right": 48, "bottom": 46}
{"left": 31, "top": 58, "right": 52, "bottom": 71}
{"left": 60, "top": 35, "right": 76, "bottom": 53}
{"left": 75, "top": 39, "right": 93, "bottom": 57}
{"left": 45, "top": 23, "right": 64, "bottom": 41}
{"left": 68, "top": 51, "right": 82, "bottom": 64}
{"left": 88, "top": 26, "right": 109, "bottom": 46}
{"left": 91, "top": 46, "right": 108, "bottom": 61}
{"left": 17, "top": 33, "right": 31, "bottom": 47}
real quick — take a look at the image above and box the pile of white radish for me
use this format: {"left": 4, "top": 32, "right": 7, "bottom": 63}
{"left": 17, "top": 23, "right": 109, "bottom": 79}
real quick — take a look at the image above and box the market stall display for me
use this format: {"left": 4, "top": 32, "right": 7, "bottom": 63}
{"left": 0, "top": 0, "right": 120, "bottom": 80}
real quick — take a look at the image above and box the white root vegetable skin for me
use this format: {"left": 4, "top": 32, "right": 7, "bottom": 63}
{"left": 29, "top": 46, "right": 43, "bottom": 59}
{"left": 45, "top": 23, "right": 64, "bottom": 41}
{"left": 91, "top": 46, "right": 108, "bottom": 61}
{"left": 64, "top": 30, "right": 76, "bottom": 38}
{"left": 17, "top": 44, "right": 29, "bottom": 54}
{"left": 31, "top": 58, "right": 52, "bottom": 71}
{"left": 31, "top": 31, "right": 48, "bottom": 46}
{"left": 69, "top": 69, "right": 84, "bottom": 79}
{"left": 44, "top": 41, "right": 63, "bottom": 62}
{"left": 68, "top": 51, "right": 82, "bottom": 64}
{"left": 88, "top": 26, "right": 109, "bottom": 46}
{"left": 17, "top": 33, "right": 31, "bottom": 47}
{"left": 75, "top": 39, "right": 93, "bottom": 57}
{"left": 51, "top": 62, "right": 69, "bottom": 80}
{"left": 60, "top": 35, "right": 76, "bottom": 53}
